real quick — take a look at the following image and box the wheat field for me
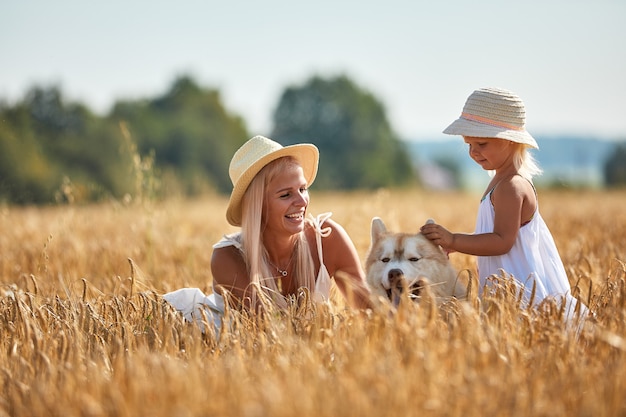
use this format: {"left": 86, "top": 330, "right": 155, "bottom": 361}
{"left": 1, "top": 189, "right": 625, "bottom": 417}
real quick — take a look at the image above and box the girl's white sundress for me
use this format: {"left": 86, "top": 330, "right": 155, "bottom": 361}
{"left": 475, "top": 185, "right": 587, "bottom": 318}
{"left": 163, "top": 213, "right": 334, "bottom": 333}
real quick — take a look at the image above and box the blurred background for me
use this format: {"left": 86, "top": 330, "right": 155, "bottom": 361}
{"left": 1, "top": 0, "right": 625, "bottom": 204}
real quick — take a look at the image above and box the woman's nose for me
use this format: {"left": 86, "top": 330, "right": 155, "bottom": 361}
{"left": 294, "top": 191, "right": 308, "bottom": 206}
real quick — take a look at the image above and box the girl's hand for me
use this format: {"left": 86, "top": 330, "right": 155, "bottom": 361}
{"left": 420, "top": 222, "right": 455, "bottom": 251}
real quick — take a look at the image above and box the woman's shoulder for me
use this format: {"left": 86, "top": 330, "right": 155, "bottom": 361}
{"left": 211, "top": 240, "right": 248, "bottom": 294}
{"left": 211, "top": 243, "right": 243, "bottom": 267}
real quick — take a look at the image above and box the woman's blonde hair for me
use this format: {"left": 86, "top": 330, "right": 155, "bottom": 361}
{"left": 240, "top": 156, "right": 316, "bottom": 308}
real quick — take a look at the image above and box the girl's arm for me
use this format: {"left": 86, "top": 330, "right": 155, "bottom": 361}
{"left": 421, "top": 177, "right": 530, "bottom": 256}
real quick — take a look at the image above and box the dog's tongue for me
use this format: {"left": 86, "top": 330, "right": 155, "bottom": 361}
{"left": 390, "top": 286, "right": 403, "bottom": 308}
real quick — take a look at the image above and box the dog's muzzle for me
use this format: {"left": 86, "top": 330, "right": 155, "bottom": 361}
{"left": 386, "top": 269, "right": 424, "bottom": 305}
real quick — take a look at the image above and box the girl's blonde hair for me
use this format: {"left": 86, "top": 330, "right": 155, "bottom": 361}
{"left": 240, "top": 156, "right": 316, "bottom": 308}
{"left": 511, "top": 142, "right": 543, "bottom": 180}
{"left": 485, "top": 142, "right": 543, "bottom": 180}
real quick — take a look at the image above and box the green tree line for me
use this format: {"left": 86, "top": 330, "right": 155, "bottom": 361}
{"left": 0, "top": 74, "right": 417, "bottom": 205}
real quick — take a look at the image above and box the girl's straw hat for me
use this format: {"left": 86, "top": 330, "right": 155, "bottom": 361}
{"left": 443, "top": 87, "right": 538, "bottom": 149}
{"left": 226, "top": 135, "right": 319, "bottom": 226}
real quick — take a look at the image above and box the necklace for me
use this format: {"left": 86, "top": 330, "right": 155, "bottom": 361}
{"left": 268, "top": 260, "right": 289, "bottom": 276}
{"left": 268, "top": 253, "right": 294, "bottom": 277}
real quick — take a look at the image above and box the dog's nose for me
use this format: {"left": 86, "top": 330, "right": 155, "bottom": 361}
{"left": 388, "top": 269, "right": 405, "bottom": 291}
{"left": 388, "top": 269, "right": 403, "bottom": 282}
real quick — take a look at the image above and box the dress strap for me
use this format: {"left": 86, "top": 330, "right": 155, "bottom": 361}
{"left": 309, "top": 212, "right": 333, "bottom": 302}
{"left": 308, "top": 212, "right": 333, "bottom": 266}
{"left": 480, "top": 187, "right": 495, "bottom": 203}
{"left": 480, "top": 174, "right": 527, "bottom": 202}
{"left": 213, "top": 233, "right": 243, "bottom": 250}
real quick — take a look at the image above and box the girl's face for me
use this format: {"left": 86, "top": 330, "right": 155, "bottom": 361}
{"left": 464, "top": 136, "right": 514, "bottom": 171}
{"left": 263, "top": 163, "right": 310, "bottom": 236}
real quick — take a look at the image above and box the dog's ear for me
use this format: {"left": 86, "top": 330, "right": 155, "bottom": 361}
{"left": 422, "top": 218, "right": 448, "bottom": 256}
{"left": 419, "top": 219, "right": 436, "bottom": 235}
{"left": 371, "top": 217, "right": 387, "bottom": 240}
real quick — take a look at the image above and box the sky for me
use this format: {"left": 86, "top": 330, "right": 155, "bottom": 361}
{"left": 1, "top": 0, "right": 625, "bottom": 142}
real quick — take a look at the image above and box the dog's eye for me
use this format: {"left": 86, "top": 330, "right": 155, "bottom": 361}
{"left": 409, "top": 257, "right": 421, "bottom": 262}
{"left": 381, "top": 257, "right": 390, "bottom": 263}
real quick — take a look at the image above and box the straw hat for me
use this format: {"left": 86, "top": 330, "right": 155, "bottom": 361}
{"left": 443, "top": 87, "right": 538, "bottom": 149}
{"left": 226, "top": 135, "right": 319, "bottom": 226}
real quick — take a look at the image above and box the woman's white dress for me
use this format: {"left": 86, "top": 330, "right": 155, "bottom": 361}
{"left": 163, "top": 213, "right": 334, "bottom": 333}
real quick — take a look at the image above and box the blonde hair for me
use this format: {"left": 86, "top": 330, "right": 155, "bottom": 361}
{"left": 484, "top": 141, "right": 543, "bottom": 180}
{"left": 511, "top": 142, "right": 543, "bottom": 180}
{"left": 240, "top": 156, "right": 316, "bottom": 308}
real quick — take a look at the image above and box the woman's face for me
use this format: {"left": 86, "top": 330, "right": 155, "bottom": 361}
{"left": 263, "top": 162, "right": 310, "bottom": 236}
{"left": 464, "top": 136, "right": 513, "bottom": 171}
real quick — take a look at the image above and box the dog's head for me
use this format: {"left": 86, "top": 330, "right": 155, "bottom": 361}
{"left": 365, "top": 217, "right": 465, "bottom": 305}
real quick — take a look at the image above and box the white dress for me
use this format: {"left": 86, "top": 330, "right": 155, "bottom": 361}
{"left": 163, "top": 213, "right": 334, "bottom": 333}
{"left": 475, "top": 186, "right": 587, "bottom": 318}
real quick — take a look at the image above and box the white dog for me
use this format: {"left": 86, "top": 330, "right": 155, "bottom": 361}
{"left": 365, "top": 217, "right": 467, "bottom": 306}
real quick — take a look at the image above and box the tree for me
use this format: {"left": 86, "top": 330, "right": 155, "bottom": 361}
{"left": 0, "top": 86, "right": 135, "bottom": 203}
{"left": 604, "top": 141, "right": 626, "bottom": 187}
{"left": 0, "top": 114, "right": 57, "bottom": 203}
{"left": 271, "top": 75, "right": 417, "bottom": 190}
{"left": 110, "top": 75, "right": 248, "bottom": 195}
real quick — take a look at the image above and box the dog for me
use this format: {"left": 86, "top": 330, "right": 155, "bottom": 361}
{"left": 365, "top": 217, "right": 467, "bottom": 306}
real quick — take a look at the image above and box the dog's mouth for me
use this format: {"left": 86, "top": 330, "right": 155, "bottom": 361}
{"left": 386, "top": 268, "right": 426, "bottom": 304}
{"left": 386, "top": 281, "right": 424, "bottom": 301}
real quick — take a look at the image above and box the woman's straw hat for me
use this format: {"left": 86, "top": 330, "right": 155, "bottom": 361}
{"left": 226, "top": 135, "right": 319, "bottom": 226}
{"left": 443, "top": 87, "right": 538, "bottom": 149}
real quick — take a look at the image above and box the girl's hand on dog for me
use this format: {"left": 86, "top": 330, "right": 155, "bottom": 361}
{"left": 420, "top": 222, "right": 455, "bottom": 252}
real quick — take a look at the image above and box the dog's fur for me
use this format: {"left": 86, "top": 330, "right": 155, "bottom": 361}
{"left": 365, "top": 217, "right": 467, "bottom": 306}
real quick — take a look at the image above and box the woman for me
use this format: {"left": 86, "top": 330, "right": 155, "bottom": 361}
{"left": 164, "top": 135, "right": 372, "bottom": 330}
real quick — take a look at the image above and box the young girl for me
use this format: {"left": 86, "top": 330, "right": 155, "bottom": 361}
{"left": 420, "top": 87, "right": 586, "bottom": 317}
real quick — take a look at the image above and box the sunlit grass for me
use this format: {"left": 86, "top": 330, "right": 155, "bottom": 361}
{"left": 0, "top": 188, "right": 625, "bottom": 416}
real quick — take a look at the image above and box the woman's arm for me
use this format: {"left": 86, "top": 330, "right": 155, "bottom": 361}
{"left": 211, "top": 246, "right": 253, "bottom": 309}
{"left": 321, "top": 219, "right": 373, "bottom": 309}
